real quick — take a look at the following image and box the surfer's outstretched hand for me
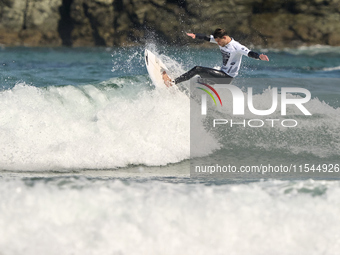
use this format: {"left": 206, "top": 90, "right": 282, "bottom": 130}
{"left": 186, "top": 33, "right": 196, "bottom": 39}
{"left": 260, "top": 54, "right": 269, "bottom": 61}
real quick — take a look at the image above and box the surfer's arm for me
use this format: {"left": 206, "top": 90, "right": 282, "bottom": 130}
{"left": 248, "top": 51, "right": 269, "bottom": 61}
{"left": 236, "top": 43, "right": 269, "bottom": 61}
{"left": 196, "top": 34, "right": 218, "bottom": 44}
{"left": 186, "top": 33, "right": 216, "bottom": 43}
{"left": 194, "top": 33, "right": 211, "bottom": 42}
{"left": 248, "top": 51, "right": 261, "bottom": 59}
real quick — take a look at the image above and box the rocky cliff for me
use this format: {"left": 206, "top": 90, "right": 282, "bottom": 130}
{"left": 0, "top": 0, "right": 339, "bottom": 47}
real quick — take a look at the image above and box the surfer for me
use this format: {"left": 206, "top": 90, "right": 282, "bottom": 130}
{"left": 162, "top": 28, "right": 269, "bottom": 86}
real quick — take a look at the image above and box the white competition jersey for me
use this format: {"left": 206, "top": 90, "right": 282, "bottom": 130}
{"left": 209, "top": 35, "right": 250, "bottom": 77}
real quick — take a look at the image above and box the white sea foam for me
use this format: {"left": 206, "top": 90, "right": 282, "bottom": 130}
{"left": 1, "top": 78, "right": 339, "bottom": 171}
{"left": 0, "top": 46, "right": 223, "bottom": 171}
{"left": 322, "top": 66, "right": 340, "bottom": 72}
{"left": 259, "top": 45, "right": 340, "bottom": 55}
{"left": 0, "top": 178, "right": 339, "bottom": 255}
{"left": 0, "top": 80, "right": 200, "bottom": 171}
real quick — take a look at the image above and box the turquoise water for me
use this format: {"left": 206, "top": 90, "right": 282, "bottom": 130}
{"left": 1, "top": 45, "right": 340, "bottom": 254}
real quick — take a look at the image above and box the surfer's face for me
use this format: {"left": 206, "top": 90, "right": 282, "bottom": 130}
{"left": 215, "top": 36, "right": 228, "bottom": 47}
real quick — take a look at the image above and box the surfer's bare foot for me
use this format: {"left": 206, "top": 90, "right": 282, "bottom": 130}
{"left": 162, "top": 71, "right": 173, "bottom": 87}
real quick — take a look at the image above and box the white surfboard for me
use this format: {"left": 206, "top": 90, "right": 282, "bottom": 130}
{"left": 145, "top": 49, "right": 171, "bottom": 88}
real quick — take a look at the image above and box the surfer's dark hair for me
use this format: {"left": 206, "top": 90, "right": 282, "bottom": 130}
{"left": 213, "top": 28, "right": 228, "bottom": 38}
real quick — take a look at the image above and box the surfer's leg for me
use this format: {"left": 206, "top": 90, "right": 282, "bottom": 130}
{"left": 174, "top": 66, "right": 232, "bottom": 84}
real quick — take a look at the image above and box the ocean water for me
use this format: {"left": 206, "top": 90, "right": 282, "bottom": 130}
{"left": 1, "top": 44, "right": 340, "bottom": 254}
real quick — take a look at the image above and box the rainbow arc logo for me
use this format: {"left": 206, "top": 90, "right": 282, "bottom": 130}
{"left": 196, "top": 82, "right": 222, "bottom": 106}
